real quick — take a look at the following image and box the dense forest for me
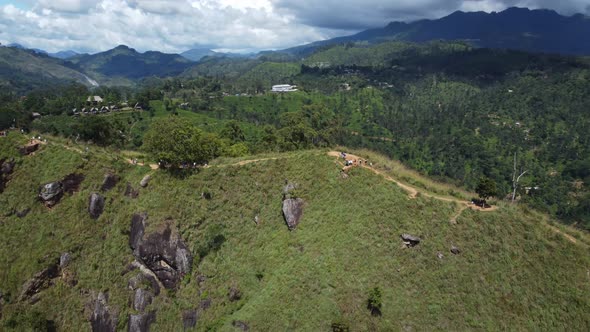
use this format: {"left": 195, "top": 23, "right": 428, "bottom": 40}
{"left": 1, "top": 41, "right": 589, "bottom": 229}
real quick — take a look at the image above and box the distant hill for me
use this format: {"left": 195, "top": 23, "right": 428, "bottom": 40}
{"left": 284, "top": 7, "right": 590, "bottom": 56}
{"left": 181, "top": 48, "right": 220, "bottom": 61}
{"left": 49, "top": 50, "right": 79, "bottom": 60}
{"left": 0, "top": 46, "right": 98, "bottom": 93}
{"left": 67, "top": 45, "right": 195, "bottom": 81}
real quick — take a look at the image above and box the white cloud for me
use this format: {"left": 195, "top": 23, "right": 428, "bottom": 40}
{"left": 0, "top": 0, "right": 588, "bottom": 53}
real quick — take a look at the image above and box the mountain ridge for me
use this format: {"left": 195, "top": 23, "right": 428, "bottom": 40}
{"left": 282, "top": 7, "right": 590, "bottom": 56}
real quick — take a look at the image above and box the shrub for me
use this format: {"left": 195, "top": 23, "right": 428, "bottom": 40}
{"left": 367, "top": 287, "right": 382, "bottom": 316}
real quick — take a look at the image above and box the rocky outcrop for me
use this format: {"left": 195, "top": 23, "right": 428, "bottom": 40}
{"left": 88, "top": 193, "right": 106, "bottom": 219}
{"left": 450, "top": 245, "right": 461, "bottom": 255}
{"left": 19, "top": 142, "right": 39, "bottom": 155}
{"left": 128, "top": 311, "right": 156, "bottom": 332}
{"left": 129, "top": 214, "right": 193, "bottom": 289}
{"left": 132, "top": 289, "right": 153, "bottom": 312}
{"left": 60, "top": 252, "right": 72, "bottom": 268}
{"left": 39, "top": 182, "right": 64, "bottom": 207}
{"left": 101, "top": 173, "right": 120, "bottom": 192}
{"left": 62, "top": 173, "right": 85, "bottom": 194}
{"left": 182, "top": 310, "right": 198, "bottom": 330}
{"left": 140, "top": 175, "right": 151, "bottom": 188}
{"left": 90, "top": 292, "right": 118, "bottom": 332}
{"left": 18, "top": 260, "right": 60, "bottom": 302}
{"left": 282, "top": 198, "right": 304, "bottom": 230}
{"left": 401, "top": 234, "right": 421, "bottom": 247}
{"left": 281, "top": 181, "right": 304, "bottom": 230}
{"left": 125, "top": 183, "right": 139, "bottom": 199}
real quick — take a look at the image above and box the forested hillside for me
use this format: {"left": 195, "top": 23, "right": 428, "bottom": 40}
{"left": 3, "top": 41, "right": 590, "bottom": 229}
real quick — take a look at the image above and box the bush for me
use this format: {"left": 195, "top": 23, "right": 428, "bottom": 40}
{"left": 367, "top": 287, "right": 382, "bottom": 316}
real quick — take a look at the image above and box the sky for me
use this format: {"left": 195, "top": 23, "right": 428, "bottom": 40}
{"left": 0, "top": 0, "right": 589, "bottom": 54}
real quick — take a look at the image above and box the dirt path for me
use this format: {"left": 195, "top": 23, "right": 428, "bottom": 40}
{"left": 328, "top": 151, "right": 498, "bottom": 218}
{"left": 546, "top": 224, "right": 578, "bottom": 244}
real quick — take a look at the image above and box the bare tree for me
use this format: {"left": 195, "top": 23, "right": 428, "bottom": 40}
{"left": 512, "top": 152, "right": 528, "bottom": 203}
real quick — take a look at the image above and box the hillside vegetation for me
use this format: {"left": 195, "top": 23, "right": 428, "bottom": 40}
{"left": 0, "top": 132, "right": 589, "bottom": 331}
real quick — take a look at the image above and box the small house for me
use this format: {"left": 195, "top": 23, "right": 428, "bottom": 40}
{"left": 134, "top": 103, "right": 143, "bottom": 110}
{"left": 31, "top": 112, "right": 42, "bottom": 119}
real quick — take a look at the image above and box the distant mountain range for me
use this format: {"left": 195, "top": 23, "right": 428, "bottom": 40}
{"left": 66, "top": 45, "right": 195, "bottom": 82}
{"left": 181, "top": 48, "right": 254, "bottom": 61}
{"left": 283, "top": 7, "right": 590, "bottom": 56}
{"left": 6, "top": 43, "right": 79, "bottom": 59}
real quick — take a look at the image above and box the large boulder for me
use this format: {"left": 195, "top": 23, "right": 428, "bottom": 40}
{"left": 101, "top": 173, "right": 120, "bottom": 192}
{"left": 0, "top": 158, "right": 15, "bottom": 175}
{"left": 129, "top": 214, "right": 193, "bottom": 289}
{"left": 89, "top": 193, "right": 106, "bottom": 219}
{"left": 128, "top": 311, "right": 156, "bottom": 332}
{"left": 19, "top": 142, "right": 39, "bottom": 155}
{"left": 90, "top": 292, "right": 118, "bottom": 332}
{"left": 282, "top": 198, "right": 305, "bottom": 230}
{"left": 39, "top": 182, "right": 64, "bottom": 207}
{"left": 401, "top": 234, "right": 421, "bottom": 247}
{"left": 18, "top": 260, "right": 60, "bottom": 302}
{"left": 140, "top": 175, "right": 151, "bottom": 188}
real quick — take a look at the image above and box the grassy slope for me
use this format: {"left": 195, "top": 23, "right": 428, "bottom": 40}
{"left": 0, "top": 132, "right": 589, "bottom": 331}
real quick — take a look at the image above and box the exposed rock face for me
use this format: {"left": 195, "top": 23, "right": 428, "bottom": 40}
{"left": 1, "top": 158, "right": 15, "bottom": 175}
{"left": 60, "top": 252, "right": 72, "bottom": 268}
{"left": 140, "top": 175, "right": 151, "bottom": 188}
{"left": 401, "top": 234, "right": 421, "bottom": 247}
{"left": 101, "top": 173, "right": 120, "bottom": 192}
{"left": 62, "top": 173, "right": 85, "bottom": 194}
{"left": 450, "top": 245, "right": 461, "bottom": 255}
{"left": 282, "top": 198, "right": 305, "bottom": 230}
{"left": 19, "top": 142, "right": 39, "bottom": 155}
{"left": 89, "top": 193, "right": 106, "bottom": 219}
{"left": 129, "top": 214, "right": 193, "bottom": 289}
{"left": 132, "top": 289, "right": 153, "bottom": 312}
{"left": 182, "top": 310, "right": 198, "bottom": 330}
{"left": 90, "top": 292, "right": 117, "bottom": 332}
{"left": 128, "top": 311, "right": 156, "bottom": 332}
{"left": 232, "top": 320, "right": 250, "bottom": 331}
{"left": 282, "top": 181, "right": 297, "bottom": 199}
{"left": 125, "top": 183, "right": 139, "bottom": 199}
{"left": 18, "top": 260, "right": 60, "bottom": 302}
{"left": 39, "top": 182, "right": 64, "bottom": 207}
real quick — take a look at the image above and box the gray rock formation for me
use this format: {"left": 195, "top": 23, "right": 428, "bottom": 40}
{"left": 60, "top": 252, "right": 72, "bottom": 268}
{"left": 128, "top": 311, "right": 156, "bottom": 332}
{"left": 88, "top": 193, "right": 106, "bottom": 219}
{"left": 39, "top": 182, "right": 63, "bottom": 207}
{"left": 132, "top": 288, "right": 153, "bottom": 312}
{"left": 140, "top": 175, "right": 151, "bottom": 188}
{"left": 18, "top": 260, "right": 59, "bottom": 302}
{"left": 401, "top": 234, "right": 421, "bottom": 247}
{"left": 90, "top": 292, "right": 118, "bottom": 332}
{"left": 129, "top": 214, "right": 193, "bottom": 289}
{"left": 282, "top": 198, "right": 305, "bottom": 230}
{"left": 1, "top": 158, "right": 15, "bottom": 175}
{"left": 101, "top": 173, "right": 120, "bottom": 192}
{"left": 182, "top": 310, "right": 198, "bottom": 330}
{"left": 450, "top": 245, "right": 461, "bottom": 255}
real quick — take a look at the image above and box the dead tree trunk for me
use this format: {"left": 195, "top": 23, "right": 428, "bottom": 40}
{"left": 511, "top": 152, "right": 527, "bottom": 203}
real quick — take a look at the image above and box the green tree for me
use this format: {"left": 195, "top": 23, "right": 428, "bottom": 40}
{"left": 476, "top": 177, "right": 498, "bottom": 201}
{"left": 143, "top": 117, "right": 221, "bottom": 167}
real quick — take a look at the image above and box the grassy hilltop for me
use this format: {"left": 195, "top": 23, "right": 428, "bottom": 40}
{"left": 0, "top": 131, "right": 589, "bottom": 331}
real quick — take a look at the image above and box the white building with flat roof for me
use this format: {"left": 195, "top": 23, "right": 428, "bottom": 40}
{"left": 272, "top": 84, "right": 298, "bottom": 92}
